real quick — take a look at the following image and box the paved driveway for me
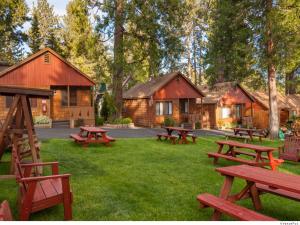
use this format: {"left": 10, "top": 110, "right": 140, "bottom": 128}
{"left": 36, "top": 127, "right": 227, "bottom": 140}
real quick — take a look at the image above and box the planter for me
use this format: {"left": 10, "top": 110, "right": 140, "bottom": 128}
{"left": 104, "top": 123, "right": 135, "bottom": 128}
{"left": 34, "top": 123, "right": 52, "bottom": 128}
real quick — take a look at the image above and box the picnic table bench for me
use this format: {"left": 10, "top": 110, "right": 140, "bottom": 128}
{"left": 233, "top": 128, "right": 268, "bottom": 142}
{"left": 197, "top": 193, "right": 276, "bottom": 221}
{"left": 157, "top": 127, "right": 196, "bottom": 144}
{"left": 225, "top": 134, "right": 251, "bottom": 143}
{"left": 197, "top": 164, "right": 300, "bottom": 220}
{"left": 208, "top": 140, "right": 283, "bottom": 170}
{"left": 0, "top": 201, "right": 13, "bottom": 221}
{"left": 70, "top": 126, "right": 115, "bottom": 147}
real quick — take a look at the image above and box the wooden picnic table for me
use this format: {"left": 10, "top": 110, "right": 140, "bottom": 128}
{"left": 213, "top": 164, "right": 300, "bottom": 220}
{"left": 164, "top": 126, "right": 194, "bottom": 144}
{"left": 208, "top": 140, "right": 283, "bottom": 170}
{"left": 70, "top": 126, "right": 115, "bottom": 147}
{"left": 233, "top": 127, "right": 263, "bottom": 141}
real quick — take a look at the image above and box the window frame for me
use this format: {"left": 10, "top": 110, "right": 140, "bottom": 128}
{"left": 156, "top": 101, "right": 173, "bottom": 116}
{"left": 221, "top": 107, "right": 231, "bottom": 119}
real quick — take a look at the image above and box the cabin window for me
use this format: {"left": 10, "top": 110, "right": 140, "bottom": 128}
{"left": 156, "top": 101, "right": 172, "bottom": 116}
{"left": 44, "top": 53, "right": 51, "bottom": 64}
{"left": 235, "top": 104, "right": 242, "bottom": 119}
{"left": 221, "top": 107, "right": 231, "bottom": 119}
{"left": 69, "top": 88, "right": 77, "bottom": 106}
{"left": 5, "top": 96, "right": 13, "bottom": 108}
{"left": 61, "top": 89, "right": 68, "bottom": 106}
{"left": 180, "top": 100, "right": 189, "bottom": 113}
{"left": 30, "top": 98, "right": 37, "bottom": 108}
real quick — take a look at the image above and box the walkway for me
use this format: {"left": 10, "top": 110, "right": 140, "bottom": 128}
{"left": 36, "top": 127, "right": 228, "bottom": 140}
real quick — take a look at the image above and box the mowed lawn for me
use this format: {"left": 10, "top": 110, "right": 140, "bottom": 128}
{"left": 1, "top": 136, "right": 300, "bottom": 221}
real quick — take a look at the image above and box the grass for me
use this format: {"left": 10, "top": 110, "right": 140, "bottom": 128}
{"left": 1, "top": 136, "right": 300, "bottom": 221}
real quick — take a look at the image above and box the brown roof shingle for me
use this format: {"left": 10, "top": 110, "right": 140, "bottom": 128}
{"left": 123, "top": 71, "right": 205, "bottom": 99}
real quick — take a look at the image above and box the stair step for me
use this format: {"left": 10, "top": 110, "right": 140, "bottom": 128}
{"left": 52, "top": 120, "right": 70, "bottom": 128}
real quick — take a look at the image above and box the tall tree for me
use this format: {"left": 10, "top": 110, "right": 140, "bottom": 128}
{"left": 112, "top": 0, "right": 124, "bottom": 118}
{"left": 91, "top": 0, "right": 186, "bottom": 117}
{"left": 63, "top": 0, "right": 110, "bottom": 81}
{"left": 0, "top": 0, "right": 28, "bottom": 63}
{"left": 28, "top": 13, "right": 41, "bottom": 53}
{"left": 27, "top": 0, "right": 62, "bottom": 53}
{"left": 205, "top": 0, "right": 255, "bottom": 85}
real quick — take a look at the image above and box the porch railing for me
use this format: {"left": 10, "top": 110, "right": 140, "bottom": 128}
{"left": 69, "top": 106, "right": 94, "bottom": 120}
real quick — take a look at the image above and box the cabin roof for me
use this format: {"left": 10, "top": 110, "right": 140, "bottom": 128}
{"left": 286, "top": 94, "right": 300, "bottom": 110}
{"left": 123, "top": 71, "right": 205, "bottom": 99}
{"left": 200, "top": 82, "right": 255, "bottom": 104}
{"left": 0, "top": 48, "right": 95, "bottom": 86}
{"left": 247, "top": 90, "right": 296, "bottom": 110}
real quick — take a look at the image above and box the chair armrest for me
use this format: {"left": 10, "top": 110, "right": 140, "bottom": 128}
{"left": 20, "top": 162, "right": 59, "bottom": 175}
{"left": 20, "top": 174, "right": 71, "bottom": 183}
{"left": 20, "top": 162, "right": 59, "bottom": 167}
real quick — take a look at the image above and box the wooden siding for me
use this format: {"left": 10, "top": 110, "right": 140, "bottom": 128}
{"left": 202, "top": 104, "right": 216, "bottom": 129}
{"left": 123, "top": 99, "right": 152, "bottom": 127}
{"left": 153, "top": 76, "right": 202, "bottom": 100}
{"left": 0, "top": 51, "right": 93, "bottom": 87}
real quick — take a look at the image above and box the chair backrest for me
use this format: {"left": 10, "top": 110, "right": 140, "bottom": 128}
{"left": 0, "top": 200, "right": 13, "bottom": 221}
{"left": 284, "top": 136, "right": 300, "bottom": 153}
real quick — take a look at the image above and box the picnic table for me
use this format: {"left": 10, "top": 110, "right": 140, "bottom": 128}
{"left": 208, "top": 140, "right": 283, "bottom": 170}
{"left": 211, "top": 164, "right": 300, "bottom": 220}
{"left": 157, "top": 126, "right": 196, "bottom": 144}
{"left": 70, "top": 126, "right": 115, "bottom": 147}
{"left": 233, "top": 127, "right": 264, "bottom": 141}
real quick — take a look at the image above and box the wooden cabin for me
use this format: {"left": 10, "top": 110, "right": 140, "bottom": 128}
{"left": 286, "top": 94, "right": 300, "bottom": 116}
{"left": 248, "top": 91, "right": 298, "bottom": 128}
{"left": 123, "top": 72, "right": 205, "bottom": 127}
{"left": 200, "top": 82, "right": 255, "bottom": 129}
{"left": 0, "top": 48, "right": 95, "bottom": 127}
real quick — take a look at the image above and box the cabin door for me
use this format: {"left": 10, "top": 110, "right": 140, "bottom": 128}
{"left": 235, "top": 104, "right": 243, "bottom": 124}
{"left": 50, "top": 86, "right": 69, "bottom": 121}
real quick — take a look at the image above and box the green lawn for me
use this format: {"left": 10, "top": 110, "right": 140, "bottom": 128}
{"left": 1, "top": 136, "right": 300, "bottom": 221}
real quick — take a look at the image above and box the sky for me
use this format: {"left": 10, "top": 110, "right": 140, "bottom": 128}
{"left": 25, "top": 0, "right": 69, "bottom": 16}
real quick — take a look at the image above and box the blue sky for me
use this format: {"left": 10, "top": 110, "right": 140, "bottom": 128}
{"left": 25, "top": 0, "right": 69, "bottom": 16}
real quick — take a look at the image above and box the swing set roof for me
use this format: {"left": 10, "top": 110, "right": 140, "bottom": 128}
{"left": 0, "top": 86, "right": 53, "bottom": 98}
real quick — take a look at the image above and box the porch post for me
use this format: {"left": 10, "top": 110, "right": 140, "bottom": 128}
{"left": 67, "top": 85, "right": 70, "bottom": 107}
{"left": 201, "top": 97, "right": 203, "bottom": 129}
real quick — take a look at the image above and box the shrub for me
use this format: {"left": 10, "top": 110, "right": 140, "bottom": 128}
{"left": 195, "top": 121, "right": 201, "bottom": 129}
{"left": 33, "top": 115, "right": 51, "bottom": 125}
{"left": 163, "top": 117, "right": 175, "bottom": 127}
{"left": 100, "top": 92, "right": 116, "bottom": 121}
{"left": 95, "top": 117, "right": 104, "bottom": 126}
{"left": 113, "top": 118, "right": 123, "bottom": 124}
{"left": 122, "top": 117, "right": 132, "bottom": 124}
{"left": 75, "top": 118, "right": 84, "bottom": 127}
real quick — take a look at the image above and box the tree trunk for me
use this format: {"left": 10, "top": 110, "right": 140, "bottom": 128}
{"left": 112, "top": 0, "right": 124, "bottom": 118}
{"left": 266, "top": 0, "right": 279, "bottom": 139}
{"left": 285, "top": 70, "right": 297, "bottom": 95}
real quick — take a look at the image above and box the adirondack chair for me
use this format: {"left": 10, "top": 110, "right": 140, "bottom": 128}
{"left": 279, "top": 136, "right": 300, "bottom": 162}
{"left": 0, "top": 200, "right": 13, "bottom": 221}
{"left": 12, "top": 150, "right": 73, "bottom": 220}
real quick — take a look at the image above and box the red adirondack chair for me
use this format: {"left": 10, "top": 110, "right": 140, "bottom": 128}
{"left": 279, "top": 136, "right": 300, "bottom": 162}
{"left": 12, "top": 150, "right": 73, "bottom": 220}
{"left": 0, "top": 200, "right": 13, "bottom": 221}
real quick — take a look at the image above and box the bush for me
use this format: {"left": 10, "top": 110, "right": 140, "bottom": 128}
{"left": 163, "top": 117, "right": 175, "bottom": 127}
{"left": 33, "top": 115, "right": 51, "bottom": 125}
{"left": 75, "top": 118, "right": 84, "bottom": 127}
{"left": 195, "top": 121, "right": 201, "bottom": 129}
{"left": 122, "top": 117, "right": 132, "bottom": 124}
{"left": 113, "top": 118, "right": 123, "bottom": 124}
{"left": 95, "top": 117, "right": 104, "bottom": 126}
{"left": 100, "top": 92, "right": 116, "bottom": 121}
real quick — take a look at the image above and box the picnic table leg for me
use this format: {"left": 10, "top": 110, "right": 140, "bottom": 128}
{"left": 267, "top": 151, "right": 277, "bottom": 171}
{"left": 248, "top": 130, "right": 254, "bottom": 142}
{"left": 181, "top": 132, "right": 188, "bottom": 144}
{"left": 213, "top": 144, "right": 224, "bottom": 164}
{"left": 212, "top": 175, "right": 234, "bottom": 220}
{"left": 248, "top": 181, "right": 262, "bottom": 211}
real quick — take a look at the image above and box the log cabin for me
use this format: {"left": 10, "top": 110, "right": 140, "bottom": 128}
{"left": 0, "top": 48, "right": 95, "bottom": 127}
{"left": 286, "top": 94, "right": 300, "bottom": 116}
{"left": 248, "top": 91, "right": 298, "bottom": 128}
{"left": 123, "top": 72, "right": 205, "bottom": 128}
{"left": 200, "top": 82, "right": 255, "bottom": 129}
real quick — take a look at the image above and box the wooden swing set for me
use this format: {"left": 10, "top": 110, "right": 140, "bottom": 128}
{"left": 0, "top": 86, "right": 53, "bottom": 179}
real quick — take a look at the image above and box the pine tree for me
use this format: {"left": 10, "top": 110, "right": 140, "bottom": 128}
{"left": 0, "top": 0, "right": 28, "bottom": 63}
{"left": 27, "top": 0, "right": 62, "bottom": 53}
{"left": 28, "top": 13, "right": 41, "bottom": 53}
